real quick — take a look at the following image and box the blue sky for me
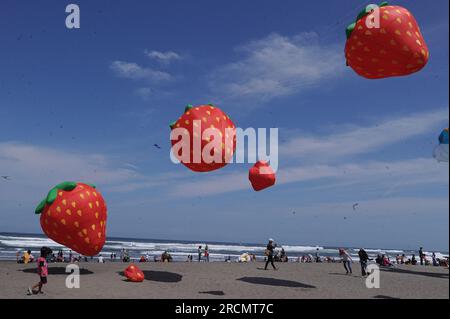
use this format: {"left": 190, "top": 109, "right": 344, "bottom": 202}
{"left": 0, "top": 0, "right": 448, "bottom": 251}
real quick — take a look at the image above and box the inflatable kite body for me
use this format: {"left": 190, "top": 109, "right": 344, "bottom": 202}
{"left": 433, "top": 128, "right": 449, "bottom": 163}
{"left": 124, "top": 264, "right": 145, "bottom": 282}
{"left": 249, "top": 161, "right": 276, "bottom": 192}
{"left": 35, "top": 182, "right": 107, "bottom": 256}
{"left": 345, "top": 2, "right": 429, "bottom": 79}
{"left": 170, "top": 104, "right": 236, "bottom": 172}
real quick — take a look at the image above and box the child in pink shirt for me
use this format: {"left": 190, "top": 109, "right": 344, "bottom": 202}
{"left": 28, "top": 247, "right": 52, "bottom": 295}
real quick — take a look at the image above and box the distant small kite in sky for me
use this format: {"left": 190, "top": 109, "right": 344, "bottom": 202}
{"left": 433, "top": 128, "right": 449, "bottom": 163}
{"left": 352, "top": 203, "right": 359, "bottom": 211}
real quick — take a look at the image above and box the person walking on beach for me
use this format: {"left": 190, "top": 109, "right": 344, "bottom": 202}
{"left": 198, "top": 245, "right": 202, "bottom": 262}
{"left": 358, "top": 248, "right": 370, "bottom": 276}
{"left": 339, "top": 248, "right": 353, "bottom": 275}
{"left": 419, "top": 247, "right": 425, "bottom": 266}
{"left": 28, "top": 247, "right": 52, "bottom": 295}
{"left": 204, "top": 244, "right": 210, "bottom": 262}
{"left": 315, "top": 248, "right": 321, "bottom": 263}
{"left": 264, "top": 239, "right": 278, "bottom": 270}
{"left": 432, "top": 252, "right": 438, "bottom": 266}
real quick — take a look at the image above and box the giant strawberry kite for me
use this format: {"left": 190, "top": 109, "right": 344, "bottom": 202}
{"left": 345, "top": 1, "right": 429, "bottom": 79}
{"left": 35, "top": 182, "right": 107, "bottom": 256}
{"left": 170, "top": 104, "right": 236, "bottom": 172}
{"left": 249, "top": 161, "right": 276, "bottom": 192}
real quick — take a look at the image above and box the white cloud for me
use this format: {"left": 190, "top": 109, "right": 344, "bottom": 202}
{"left": 0, "top": 142, "right": 143, "bottom": 205}
{"left": 2, "top": 110, "right": 447, "bottom": 202}
{"left": 209, "top": 32, "right": 344, "bottom": 103}
{"left": 0, "top": 142, "right": 137, "bottom": 183}
{"left": 167, "top": 158, "right": 448, "bottom": 198}
{"left": 134, "top": 87, "right": 154, "bottom": 99}
{"left": 280, "top": 108, "right": 449, "bottom": 161}
{"left": 145, "top": 50, "right": 182, "bottom": 64}
{"left": 167, "top": 108, "right": 448, "bottom": 198}
{"left": 110, "top": 61, "right": 172, "bottom": 82}
{"left": 288, "top": 197, "right": 449, "bottom": 218}
{"left": 0, "top": 142, "right": 195, "bottom": 204}
{"left": 164, "top": 109, "right": 449, "bottom": 197}
{"left": 168, "top": 172, "right": 247, "bottom": 197}
{"left": 278, "top": 158, "right": 448, "bottom": 188}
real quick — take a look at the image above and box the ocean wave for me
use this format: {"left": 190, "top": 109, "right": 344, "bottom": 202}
{"left": 363, "top": 249, "right": 405, "bottom": 254}
{"left": 0, "top": 236, "right": 63, "bottom": 249}
{"left": 104, "top": 241, "right": 267, "bottom": 253}
{"left": 1, "top": 234, "right": 447, "bottom": 263}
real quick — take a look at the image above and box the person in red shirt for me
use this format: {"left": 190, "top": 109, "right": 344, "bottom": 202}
{"left": 28, "top": 247, "right": 52, "bottom": 295}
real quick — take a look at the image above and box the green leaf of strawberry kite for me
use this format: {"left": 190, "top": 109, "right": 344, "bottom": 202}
{"left": 347, "top": 2, "right": 390, "bottom": 39}
{"left": 35, "top": 182, "right": 107, "bottom": 256}
{"left": 35, "top": 182, "right": 82, "bottom": 214}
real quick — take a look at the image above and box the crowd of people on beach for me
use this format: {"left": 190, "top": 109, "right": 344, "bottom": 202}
{"left": 17, "top": 240, "right": 449, "bottom": 296}
{"left": 16, "top": 241, "right": 449, "bottom": 275}
{"left": 262, "top": 241, "right": 449, "bottom": 277}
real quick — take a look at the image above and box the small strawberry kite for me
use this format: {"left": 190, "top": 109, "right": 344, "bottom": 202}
{"left": 124, "top": 264, "right": 145, "bottom": 282}
{"left": 170, "top": 104, "right": 236, "bottom": 172}
{"left": 249, "top": 161, "right": 276, "bottom": 192}
{"left": 345, "top": 1, "right": 429, "bottom": 79}
{"left": 35, "top": 182, "right": 107, "bottom": 256}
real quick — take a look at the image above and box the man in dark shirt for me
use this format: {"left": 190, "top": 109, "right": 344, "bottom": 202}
{"left": 419, "top": 247, "right": 425, "bottom": 266}
{"left": 264, "top": 239, "right": 277, "bottom": 270}
{"left": 358, "top": 248, "right": 370, "bottom": 276}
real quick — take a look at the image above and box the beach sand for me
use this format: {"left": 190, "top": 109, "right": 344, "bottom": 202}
{"left": 0, "top": 261, "right": 448, "bottom": 299}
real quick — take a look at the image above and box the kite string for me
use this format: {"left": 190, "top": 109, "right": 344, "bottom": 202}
{"left": 315, "top": 0, "right": 367, "bottom": 43}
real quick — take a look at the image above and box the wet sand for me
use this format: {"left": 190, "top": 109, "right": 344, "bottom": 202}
{"left": 0, "top": 261, "right": 448, "bottom": 299}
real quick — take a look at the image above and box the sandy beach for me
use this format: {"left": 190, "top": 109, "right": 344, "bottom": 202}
{"left": 0, "top": 261, "right": 448, "bottom": 299}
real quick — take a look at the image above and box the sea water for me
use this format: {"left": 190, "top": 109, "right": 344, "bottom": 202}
{"left": 1, "top": 232, "right": 448, "bottom": 263}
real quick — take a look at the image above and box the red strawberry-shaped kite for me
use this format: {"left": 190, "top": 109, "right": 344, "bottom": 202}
{"left": 35, "top": 182, "right": 107, "bottom": 256}
{"left": 249, "top": 161, "right": 276, "bottom": 192}
{"left": 345, "top": 1, "right": 429, "bottom": 79}
{"left": 124, "top": 264, "right": 145, "bottom": 282}
{"left": 170, "top": 104, "right": 236, "bottom": 172}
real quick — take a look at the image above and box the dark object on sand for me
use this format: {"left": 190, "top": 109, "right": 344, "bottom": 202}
{"left": 142, "top": 270, "right": 183, "bottom": 283}
{"left": 22, "top": 267, "right": 94, "bottom": 275}
{"left": 237, "top": 277, "right": 315, "bottom": 289}
{"left": 199, "top": 291, "right": 225, "bottom": 296}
